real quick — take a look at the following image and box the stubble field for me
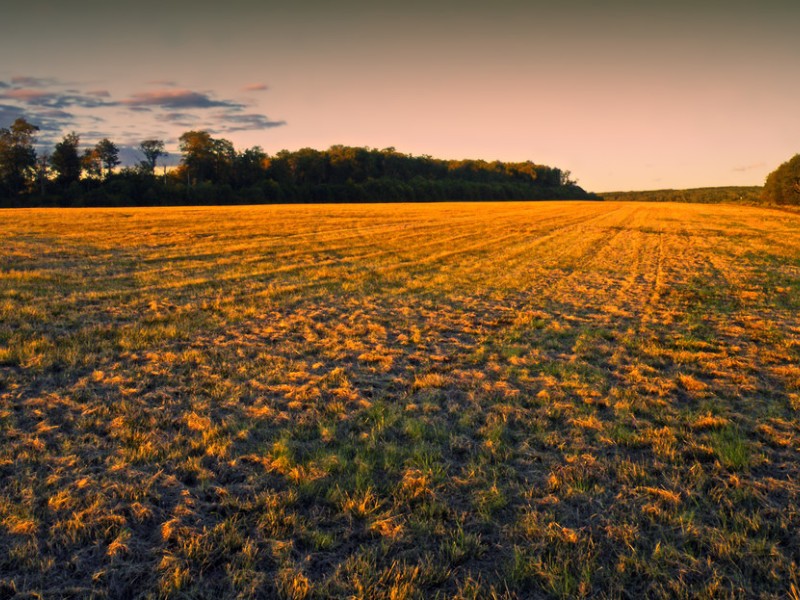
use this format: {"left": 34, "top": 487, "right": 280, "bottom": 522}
{"left": 1, "top": 201, "right": 799, "bottom": 599}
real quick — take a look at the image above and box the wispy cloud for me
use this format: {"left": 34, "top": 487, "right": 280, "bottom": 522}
{"left": 0, "top": 77, "right": 286, "bottom": 143}
{"left": 2, "top": 89, "right": 52, "bottom": 102}
{"left": 0, "top": 103, "right": 74, "bottom": 133}
{"left": 0, "top": 88, "right": 115, "bottom": 109}
{"left": 163, "top": 112, "right": 196, "bottom": 121}
{"left": 10, "top": 76, "right": 59, "bottom": 88}
{"left": 38, "top": 108, "right": 73, "bottom": 120}
{"left": 162, "top": 112, "right": 198, "bottom": 127}
{"left": 214, "top": 112, "right": 286, "bottom": 132}
{"left": 0, "top": 104, "right": 26, "bottom": 124}
{"left": 120, "top": 89, "right": 244, "bottom": 110}
{"left": 732, "top": 162, "right": 765, "bottom": 172}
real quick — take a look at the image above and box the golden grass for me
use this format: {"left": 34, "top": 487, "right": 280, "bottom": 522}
{"left": 1, "top": 201, "right": 799, "bottom": 597}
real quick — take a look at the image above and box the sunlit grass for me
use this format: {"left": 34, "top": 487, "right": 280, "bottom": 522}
{"left": 0, "top": 201, "right": 799, "bottom": 597}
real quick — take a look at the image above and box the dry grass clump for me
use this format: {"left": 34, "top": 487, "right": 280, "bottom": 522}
{"left": 1, "top": 201, "right": 799, "bottom": 597}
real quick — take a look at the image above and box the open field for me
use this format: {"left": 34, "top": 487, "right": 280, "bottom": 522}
{"left": 1, "top": 201, "right": 800, "bottom": 598}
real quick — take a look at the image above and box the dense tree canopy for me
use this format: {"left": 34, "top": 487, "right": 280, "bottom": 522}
{"left": 763, "top": 154, "right": 800, "bottom": 205}
{"left": 0, "top": 118, "right": 38, "bottom": 196}
{"left": 602, "top": 187, "right": 763, "bottom": 204}
{"left": 81, "top": 147, "right": 102, "bottom": 179}
{"left": 50, "top": 133, "right": 82, "bottom": 186}
{"left": 95, "top": 139, "right": 120, "bottom": 178}
{"left": 139, "top": 139, "right": 167, "bottom": 173}
{"left": 0, "top": 123, "right": 598, "bottom": 206}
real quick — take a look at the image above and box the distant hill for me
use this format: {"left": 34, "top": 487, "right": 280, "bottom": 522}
{"left": 600, "top": 186, "right": 763, "bottom": 204}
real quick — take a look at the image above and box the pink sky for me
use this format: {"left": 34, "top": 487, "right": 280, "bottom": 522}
{"left": 1, "top": 0, "right": 798, "bottom": 192}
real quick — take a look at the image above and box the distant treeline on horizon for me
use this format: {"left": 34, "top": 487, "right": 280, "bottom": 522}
{"left": 0, "top": 119, "right": 597, "bottom": 207}
{"left": 601, "top": 186, "right": 764, "bottom": 205}
{"left": 593, "top": 155, "right": 800, "bottom": 206}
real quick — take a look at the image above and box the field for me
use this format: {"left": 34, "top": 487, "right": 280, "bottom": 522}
{"left": 1, "top": 201, "right": 799, "bottom": 599}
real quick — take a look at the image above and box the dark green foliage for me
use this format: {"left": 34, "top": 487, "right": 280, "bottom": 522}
{"left": 763, "top": 154, "right": 800, "bottom": 205}
{"left": 0, "top": 118, "right": 38, "bottom": 196}
{"left": 234, "top": 146, "right": 267, "bottom": 188}
{"left": 265, "top": 145, "right": 575, "bottom": 190}
{"left": 50, "top": 132, "right": 82, "bottom": 187}
{"left": 138, "top": 139, "right": 167, "bottom": 174}
{"left": 81, "top": 147, "right": 102, "bottom": 179}
{"left": 94, "top": 138, "right": 120, "bottom": 178}
{"left": 175, "top": 141, "right": 597, "bottom": 205}
{"left": 0, "top": 127, "right": 597, "bottom": 205}
{"left": 178, "top": 130, "right": 217, "bottom": 183}
{"left": 168, "top": 137, "right": 596, "bottom": 205}
{"left": 178, "top": 131, "right": 238, "bottom": 185}
{"left": 602, "top": 186, "right": 763, "bottom": 204}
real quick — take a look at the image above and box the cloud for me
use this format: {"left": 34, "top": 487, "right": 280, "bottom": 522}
{"left": 161, "top": 112, "right": 197, "bottom": 127}
{"left": 3, "top": 89, "right": 52, "bottom": 102}
{"left": 120, "top": 89, "right": 244, "bottom": 110}
{"left": 147, "top": 80, "right": 178, "bottom": 87}
{"left": 56, "top": 94, "right": 116, "bottom": 109}
{"left": 0, "top": 88, "right": 115, "bottom": 109}
{"left": 163, "top": 112, "right": 196, "bottom": 122}
{"left": 82, "top": 129, "right": 115, "bottom": 138}
{"left": 1, "top": 76, "right": 286, "bottom": 145}
{"left": 0, "top": 104, "right": 26, "bottom": 125}
{"left": 214, "top": 112, "right": 287, "bottom": 132}
{"left": 0, "top": 78, "right": 114, "bottom": 112}
{"left": 38, "top": 109, "right": 73, "bottom": 120}
{"left": 732, "top": 162, "right": 765, "bottom": 172}
{"left": 10, "top": 76, "right": 59, "bottom": 88}
{"left": 0, "top": 103, "right": 74, "bottom": 134}
{"left": 117, "top": 144, "right": 180, "bottom": 168}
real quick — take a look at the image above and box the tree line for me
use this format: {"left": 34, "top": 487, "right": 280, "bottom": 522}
{"left": 602, "top": 155, "right": 800, "bottom": 207}
{"left": 0, "top": 118, "right": 597, "bottom": 206}
{"left": 588, "top": 155, "right": 800, "bottom": 207}
{"left": 601, "top": 186, "right": 764, "bottom": 205}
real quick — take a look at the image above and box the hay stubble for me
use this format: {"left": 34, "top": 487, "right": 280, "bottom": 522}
{"left": 1, "top": 201, "right": 799, "bottom": 598}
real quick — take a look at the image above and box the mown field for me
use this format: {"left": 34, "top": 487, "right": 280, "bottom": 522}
{"left": 1, "top": 201, "right": 799, "bottom": 599}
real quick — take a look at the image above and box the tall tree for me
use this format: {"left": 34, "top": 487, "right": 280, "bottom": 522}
{"left": 95, "top": 138, "right": 120, "bottom": 178}
{"left": 81, "top": 148, "right": 102, "bottom": 178}
{"left": 50, "top": 132, "right": 82, "bottom": 186}
{"left": 139, "top": 139, "right": 166, "bottom": 173}
{"left": 763, "top": 154, "right": 800, "bottom": 205}
{"left": 178, "top": 131, "right": 235, "bottom": 184}
{"left": 179, "top": 131, "right": 214, "bottom": 183}
{"left": 0, "top": 118, "right": 39, "bottom": 196}
{"left": 234, "top": 146, "right": 267, "bottom": 187}
{"left": 36, "top": 151, "right": 49, "bottom": 196}
{"left": 287, "top": 147, "right": 326, "bottom": 185}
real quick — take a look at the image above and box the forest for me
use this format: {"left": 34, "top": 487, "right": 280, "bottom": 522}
{"left": 0, "top": 119, "right": 597, "bottom": 206}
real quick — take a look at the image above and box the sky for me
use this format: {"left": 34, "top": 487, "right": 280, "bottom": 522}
{"left": 0, "top": 0, "right": 798, "bottom": 192}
